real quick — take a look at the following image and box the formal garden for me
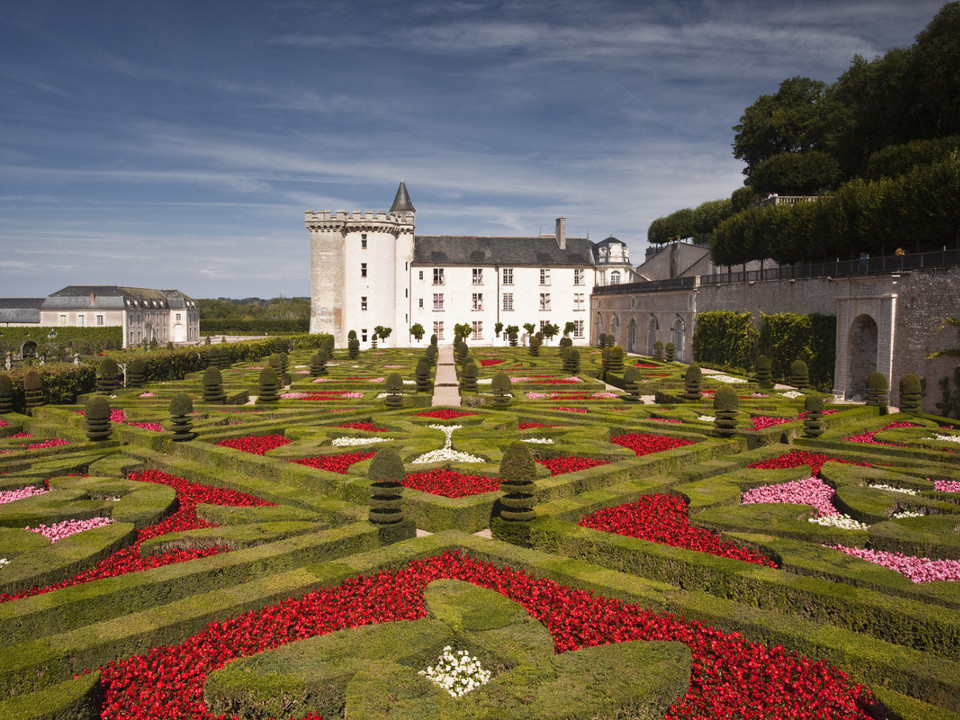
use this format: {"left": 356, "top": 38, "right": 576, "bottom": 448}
{"left": 0, "top": 336, "right": 959, "bottom": 719}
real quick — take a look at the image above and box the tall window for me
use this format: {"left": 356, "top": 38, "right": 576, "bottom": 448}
{"left": 77, "top": 314, "right": 85, "bottom": 327}
{"left": 433, "top": 268, "right": 444, "bottom": 285}
{"left": 472, "top": 293, "right": 483, "bottom": 311}
{"left": 419, "top": 298, "right": 424, "bottom": 308}
{"left": 419, "top": 270, "right": 424, "bottom": 280}
{"left": 175, "top": 313, "right": 181, "bottom": 321}
{"left": 574, "top": 292, "right": 584, "bottom": 311}
{"left": 96, "top": 315, "right": 104, "bottom": 326}
{"left": 471, "top": 321, "right": 482, "bottom": 340}
{"left": 574, "top": 268, "right": 584, "bottom": 285}
{"left": 539, "top": 293, "right": 551, "bottom": 311}
{"left": 361, "top": 329, "right": 368, "bottom": 342}
{"left": 361, "top": 296, "right": 368, "bottom": 311}
{"left": 573, "top": 320, "right": 584, "bottom": 338}
{"left": 361, "top": 233, "right": 368, "bottom": 249}
{"left": 361, "top": 263, "right": 367, "bottom": 277}
{"left": 502, "top": 293, "right": 514, "bottom": 311}
{"left": 433, "top": 321, "right": 444, "bottom": 340}
{"left": 540, "top": 268, "right": 550, "bottom": 285}
{"left": 59, "top": 314, "right": 67, "bottom": 326}
{"left": 433, "top": 293, "right": 444, "bottom": 311}
{"left": 472, "top": 268, "right": 483, "bottom": 285}
{"left": 502, "top": 268, "right": 514, "bottom": 285}
{"left": 610, "top": 270, "right": 621, "bottom": 285}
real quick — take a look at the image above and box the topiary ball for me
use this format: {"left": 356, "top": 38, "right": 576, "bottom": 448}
{"left": 84, "top": 395, "right": 113, "bottom": 441}
{"left": 257, "top": 367, "right": 280, "bottom": 404}
{"left": 755, "top": 355, "right": 773, "bottom": 389}
{"left": 23, "top": 370, "right": 44, "bottom": 412}
{"left": 789, "top": 360, "right": 809, "bottom": 389}
{"left": 202, "top": 366, "right": 225, "bottom": 404}
{"left": 622, "top": 367, "right": 641, "bottom": 398}
{"left": 713, "top": 386, "right": 739, "bottom": 438}
{"left": 665, "top": 342, "right": 676, "bottom": 362}
{"left": 169, "top": 392, "right": 196, "bottom": 441}
{"left": 368, "top": 447, "right": 405, "bottom": 526}
{"left": 491, "top": 371, "right": 512, "bottom": 405}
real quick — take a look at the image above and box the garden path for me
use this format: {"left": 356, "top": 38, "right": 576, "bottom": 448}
{"left": 431, "top": 345, "right": 461, "bottom": 407}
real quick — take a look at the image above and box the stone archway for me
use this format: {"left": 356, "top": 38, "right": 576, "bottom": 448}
{"left": 595, "top": 313, "right": 603, "bottom": 343}
{"left": 672, "top": 317, "right": 685, "bottom": 361}
{"left": 609, "top": 315, "right": 619, "bottom": 345}
{"left": 627, "top": 319, "right": 637, "bottom": 353}
{"left": 847, "top": 314, "right": 879, "bottom": 400}
{"left": 647, "top": 316, "right": 659, "bottom": 354}
{"left": 20, "top": 341, "right": 38, "bottom": 359}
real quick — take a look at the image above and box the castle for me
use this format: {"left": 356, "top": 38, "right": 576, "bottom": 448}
{"left": 306, "top": 182, "right": 634, "bottom": 348}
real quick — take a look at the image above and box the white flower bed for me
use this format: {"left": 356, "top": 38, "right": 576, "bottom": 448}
{"left": 926, "top": 433, "right": 960, "bottom": 444}
{"left": 412, "top": 425, "right": 485, "bottom": 464}
{"left": 419, "top": 646, "right": 492, "bottom": 698}
{"left": 780, "top": 390, "right": 803, "bottom": 399}
{"left": 0, "top": 558, "right": 9, "bottom": 569}
{"left": 808, "top": 514, "right": 869, "bottom": 530}
{"left": 870, "top": 483, "right": 918, "bottom": 495}
{"left": 709, "top": 374, "right": 747, "bottom": 384}
{"left": 892, "top": 510, "right": 925, "bottom": 519}
{"left": 697, "top": 415, "right": 716, "bottom": 422}
{"left": 331, "top": 436, "right": 391, "bottom": 447}
{"left": 521, "top": 437, "right": 554, "bottom": 444}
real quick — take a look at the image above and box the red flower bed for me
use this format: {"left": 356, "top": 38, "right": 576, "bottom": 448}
{"left": 289, "top": 452, "right": 375, "bottom": 473}
{"left": 642, "top": 373, "right": 671, "bottom": 378}
{"left": 413, "top": 410, "right": 477, "bottom": 419}
{"left": 751, "top": 416, "right": 793, "bottom": 431}
{"left": 479, "top": 359, "right": 504, "bottom": 367}
{"left": 579, "top": 494, "right": 778, "bottom": 568}
{"left": 1, "top": 470, "right": 272, "bottom": 603}
{"left": 635, "top": 362, "right": 659, "bottom": 368}
{"left": 215, "top": 434, "right": 291, "bottom": 455}
{"left": 552, "top": 406, "right": 588, "bottom": 413}
{"left": 844, "top": 421, "right": 920, "bottom": 446}
{"left": 611, "top": 432, "right": 693, "bottom": 456}
{"left": 536, "top": 456, "right": 612, "bottom": 475}
{"left": 748, "top": 451, "right": 869, "bottom": 476}
{"left": 403, "top": 469, "right": 499, "bottom": 497}
{"left": 518, "top": 422, "right": 558, "bottom": 430}
{"left": 98, "top": 551, "right": 871, "bottom": 720}
{"left": 335, "top": 422, "right": 388, "bottom": 432}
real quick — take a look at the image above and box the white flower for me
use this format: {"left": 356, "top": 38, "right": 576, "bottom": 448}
{"left": 697, "top": 415, "right": 716, "bottom": 422}
{"left": 412, "top": 425, "right": 485, "bottom": 464}
{"left": 808, "top": 514, "right": 869, "bottom": 530}
{"left": 522, "top": 437, "right": 554, "bottom": 444}
{"left": 331, "top": 436, "right": 391, "bottom": 447}
{"left": 892, "top": 510, "right": 924, "bottom": 519}
{"left": 0, "top": 558, "right": 9, "bottom": 569}
{"left": 419, "top": 646, "right": 492, "bottom": 698}
{"left": 870, "top": 483, "right": 917, "bottom": 495}
{"left": 926, "top": 433, "right": 960, "bottom": 444}
{"left": 709, "top": 374, "right": 747, "bottom": 384}
{"left": 780, "top": 390, "right": 803, "bottom": 399}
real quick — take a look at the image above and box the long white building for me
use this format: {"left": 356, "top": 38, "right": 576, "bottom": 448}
{"left": 306, "top": 183, "right": 634, "bottom": 348}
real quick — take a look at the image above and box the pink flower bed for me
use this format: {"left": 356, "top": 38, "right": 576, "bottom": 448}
{"left": 552, "top": 406, "right": 588, "bottom": 413}
{"left": 742, "top": 477, "right": 838, "bottom": 517}
{"left": 138, "top": 392, "right": 155, "bottom": 398}
{"left": 650, "top": 417, "right": 683, "bottom": 424}
{"left": 828, "top": 545, "right": 960, "bottom": 583}
{"left": 413, "top": 410, "right": 477, "bottom": 419}
{"left": 844, "top": 421, "right": 919, "bottom": 445}
{"left": 935, "top": 480, "right": 960, "bottom": 492}
{"left": 281, "top": 391, "right": 364, "bottom": 400}
{"left": 0, "top": 485, "right": 49, "bottom": 504}
{"left": 27, "top": 517, "right": 113, "bottom": 542}
{"left": 0, "top": 419, "right": 9, "bottom": 427}
{"left": 127, "top": 421, "right": 164, "bottom": 432}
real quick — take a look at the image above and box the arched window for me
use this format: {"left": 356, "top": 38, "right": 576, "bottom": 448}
{"left": 610, "top": 271, "right": 621, "bottom": 285}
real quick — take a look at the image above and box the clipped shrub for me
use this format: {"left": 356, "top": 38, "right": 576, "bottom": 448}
{"left": 348, "top": 337, "right": 360, "bottom": 359}
{"left": 127, "top": 358, "right": 147, "bottom": 388}
{"left": 348, "top": 330, "right": 357, "bottom": 341}
{"left": 803, "top": 393, "right": 826, "bottom": 437}
{"left": 682, "top": 363, "right": 702, "bottom": 401}
{"left": 608, "top": 346, "right": 625, "bottom": 374}
{"left": 598, "top": 333, "right": 607, "bottom": 349}
{"left": 455, "top": 340, "right": 469, "bottom": 364}
{"left": 429, "top": 333, "right": 438, "bottom": 347}
{"left": 558, "top": 336, "right": 573, "bottom": 349}
{"left": 654, "top": 341, "right": 664, "bottom": 361}
{"left": 321, "top": 336, "right": 335, "bottom": 355}
{"left": 169, "top": 393, "right": 196, "bottom": 442}
{"left": 257, "top": 367, "right": 280, "bottom": 404}
{"left": 97, "top": 357, "right": 122, "bottom": 394}
{"left": 713, "top": 386, "right": 739, "bottom": 437}
{"left": 899, "top": 373, "right": 922, "bottom": 412}
{"left": 528, "top": 336, "right": 541, "bottom": 357}
{"left": 23, "top": 370, "right": 43, "bottom": 413}
{"left": 0, "top": 374, "right": 13, "bottom": 414}
{"left": 563, "top": 348, "right": 581, "bottom": 375}
{"left": 424, "top": 344, "right": 438, "bottom": 366}
{"left": 665, "top": 342, "right": 676, "bottom": 362}
{"left": 202, "top": 366, "right": 226, "bottom": 404}
{"left": 790, "top": 360, "right": 809, "bottom": 389}
{"left": 491, "top": 371, "right": 512, "bottom": 406}
{"left": 368, "top": 447, "right": 405, "bottom": 525}
{"left": 84, "top": 395, "right": 113, "bottom": 441}
{"left": 384, "top": 372, "right": 404, "bottom": 408}
{"left": 498, "top": 441, "right": 538, "bottom": 523}
{"left": 310, "top": 350, "right": 328, "bottom": 377}
{"left": 622, "top": 367, "right": 642, "bottom": 402}
{"left": 604, "top": 334, "right": 615, "bottom": 348}
{"left": 216, "top": 345, "right": 232, "bottom": 370}
{"left": 506, "top": 326, "right": 519, "bottom": 347}
{"left": 866, "top": 371, "right": 889, "bottom": 413}
{"left": 415, "top": 357, "right": 433, "bottom": 393}
{"left": 460, "top": 362, "right": 478, "bottom": 393}
{"left": 601, "top": 347, "right": 611, "bottom": 375}
{"left": 755, "top": 354, "right": 773, "bottom": 389}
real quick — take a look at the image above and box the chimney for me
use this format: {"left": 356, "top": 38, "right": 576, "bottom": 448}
{"left": 555, "top": 217, "right": 566, "bottom": 250}
{"left": 89, "top": 292, "right": 95, "bottom": 306}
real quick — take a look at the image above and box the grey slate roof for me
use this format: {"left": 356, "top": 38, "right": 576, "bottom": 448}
{"left": 389, "top": 181, "right": 415, "bottom": 214}
{"left": 0, "top": 298, "right": 44, "bottom": 324}
{"left": 412, "top": 235, "right": 596, "bottom": 266}
{"left": 45, "top": 286, "right": 195, "bottom": 309}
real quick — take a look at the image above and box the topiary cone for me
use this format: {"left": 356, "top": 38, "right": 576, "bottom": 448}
{"left": 491, "top": 371, "right": 512, "bottom": 406}
{"left": 622, "top": 367, "right": 641, "bottom": 400}
{"left": 168, "top": 392, "right": 196, "bottom": 441}
{"left": 563, "top": 348, "right": 580, "bottom": 375}
{"left": 755, "top": 355, "right": 773, "bottom": 389}
{"left": 202, "top": 366, "right": 226, "bottom": 403}
{"left": 682, "top": 363, "right": 702, "bottom": 401}
{"left": 802, "top": 393, "right": 825, "bottom": 438}
{"left": 384, "top": 373, "right": 404, "bottom": 408}
{"left": 528, "top": 336, "right": 541, "bottom": 357}
{"left": 898, "top": 374, "right": 922, "bottom": 412}
{"left": 97, "top": 357, "right": 122, "bottom": 394}
{"left": 257, "top": 367, "right": 280, "bottom": 404}
{"left": 460, "top": 362, "right": 478, "bottom": 393}
{"left": 665, "top": 342, "right": 676, "bottom": 362}
{"left": 348, "top": 338, "right": 360, "bottom": 359}
{"left": 23, "top": 370, "right": 44, "bottom": 413}
{"left": 310, "top": 351, "right": 328, "bottom": 377}
{"left": 713, "top": 386, "right": 739, "bottom": 438}
{"left": 415, "top": 357, "right": 433, "bottom": 393}
{"left": 607, "top": 346, "right": 625, "bottom": 374}
{"left": 84, "top": 395, "right": 113, "bottom": 441}
{"left": 789, "top": 360, "right": 809, "bottom": 390}
{"left": 0, "top": 374, "right": 13, "bottom": 414}
{"left": 127, "top": 358, "right": 147, "bottom": 388}
{"left": 498, "top": 441, "right": 538, "bottom": 522}
{"left": 368, "top": 447, "right": 406, "bottom": 526}
{"left": 653, "top": 341, "right": 664, "bottom": 361}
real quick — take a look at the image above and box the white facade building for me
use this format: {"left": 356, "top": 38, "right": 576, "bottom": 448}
{"left": 307, "top": 183, "right": 635, "bottom": 348}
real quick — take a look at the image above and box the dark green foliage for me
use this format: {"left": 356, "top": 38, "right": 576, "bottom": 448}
{"left": 562, "top": 348, "right": 580, "bottom": 375}
{"left": 713, "top": 386, "right": 739, "bottom": 437}
{"left": 321, "top": 336, "right": 335, "bottom": 355}
{"left": 803, "top": 394, "right": 826, "bottom": 437}
{"left": 459, "top": 362, "right": 478, "bottom": 393}
{"left": 424, "top": 344, "right": 438, "bottom": 366}
{"left": 607, "top": 346, "right": 625, "bottom": 374}
{"left": 415, "top": 358, "right": 432, "bottom": 394}
{"left": 310, "top": 351, "right": 328, "bottom": 377}
{"left": 348, "top": 330, "right": 357, "bottom": 341}
{"left": 790, "top": 360, "right": 810, "bottom": 389}
{"left": 498, "top": 441, "right": 537, "bottom": 523}
{"left": 937, "top": 365, "right": 960, "bottom": 418}
{"left": 647, "top": 198, "right": 735, "bottom": 244}
{"left": 384, "top": 373, "right": 404, "bottom": 408}
{"left": 899, "top": 374, "right": 923, "bottom": 412}
{"left": 169, "top": 393, "right": 196, "bottom": 441}
{"left": 653, "top": 341, "right": 664, "bottom": 361}
{"left": 665, "top": 342, "right": 676, "bottom": 362}
{"left": 683, "top": 364, "right": 702, "bottom": 401}
{"left": 84, "top": 395, "right": 113, "bottom": 441}
{"left": 866, "top": 371, "right": 889, "bottom": 412}
{"left": 429, "top": 333, "right": 438, "bottom": 347}
{"left": 257, "top": 367, "right": 280, "bottom": 404}
{"left": 505, "top": 325, "right": 519, "bottom": 347}
{"left": 759, "top": 313, "right": 836, "bottom": 390}
{"left": 601, "top": 346, "right": 611, "bottom": 375}
{"left": 127, "top": 358, "right": 147, "bottom": 388}
{"left": 23, "top": 370, "right": 43, "bottom": 413}
{"left": 598, "top": 333, "right": 607, "bottom": 349}
{"left": 528, "top": 336, "right": 541, "bottom": 357}
{"left": 202, "top": 367, "right": 225, "bottom": 404}
{"left": 604, "top": 334, "right": 615, "bottom": 349}
{"left": 558, "top": 336, "right": 573, "bottom": 349}
{"left": 348, "top": 338, "right": 360, "bottom": 360}
{"left": 491, "top": 371, "right": 512, "bottom": 405}
{"left": 97, "top": 357, "right": 122, "bottom": 394}
{"left": 368, "top": 448, "right": 405, "bottom": 525}
{"left": 0, "top": 374, "right": 12, "bottom": 414}
{"left": 692, "top": 311, "right": 757, "bottom": 371}
{"left": 622, "top": 367, "right": 642, "bottom": 401}
{"left": 755, "top": 355, "right": 773, "bottom": 388}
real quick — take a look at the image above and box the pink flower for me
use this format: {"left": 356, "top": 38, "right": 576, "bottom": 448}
{"left": 742, "top": 476, "right": 838, "bottom": 517}
{"left": 829, "top": 545, "right": 960, "bottom": 583}
{"left": 0, "top": 485, "right": 49, "bottom": 504}
{"left": 27, "top": 517, "right": 113, "bottom": 543}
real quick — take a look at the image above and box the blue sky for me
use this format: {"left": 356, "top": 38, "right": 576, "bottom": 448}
{"left": 0, "top": 0, "right": 947, "bottom": 299}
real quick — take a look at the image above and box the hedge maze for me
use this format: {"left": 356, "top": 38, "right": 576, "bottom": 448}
{"left": 1, "top": 344, "right": 959, "bottom": 719}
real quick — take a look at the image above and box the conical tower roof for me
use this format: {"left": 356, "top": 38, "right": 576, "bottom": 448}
{"left": 389, "top": 181, "right": 415, "bottom": 214}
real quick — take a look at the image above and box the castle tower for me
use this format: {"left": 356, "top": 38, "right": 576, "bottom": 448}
{"left": 306, "top": 183, "right": 415, "bottom": 347}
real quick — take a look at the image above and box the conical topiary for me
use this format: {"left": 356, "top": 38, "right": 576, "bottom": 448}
{"left": 169, "top": 393, "right": 196, "bottom": 442}
{"left": 0, "top": 374, "right": 13, "bottom": 414}
{"left": 429, "top": 333, "right": 438, "bottom": 347}
{"left": 491, "top": 371, "right": 512, "bottom": 406}
{"left": 604, "top": 334, "right": 615, "bottom": 349}
{"left": 866, "top": 371, "right": 889, "bottom": 413}
{"left": 528, "top": 336, "right": 541, "bottom": 357}
{"left": 755, "top": 355, "right": 773, "bottom": 389}
{"left": 84, "top": 395, "right": 113, "bottom": 442}
{"left": 802, "top": 394, "right": 825, "bottom": 438}
{"left": 713, "top": 386, "right": 739, "bottom": 437}
{"left": 127, "top": 358, "right": 147, "bottom": 388}
{"left": 607, "top": 346, "right": 625, "bottom": 374}
{"left": 498, "top": 441, "right": 538, "bottom": 523}
{"left": 97, "top": 357, "right": 122, "bottom": 394}
{"left": 789, "top": 360, "right": 809, "bottom": 389}
{"left": 682, "top": 363, "right": 702, "bottom": 401}
{"left": 597, "top": 333, "right": 607, "bottom": 349}
{"left": 321, "top": 336, "right": 335, "bottom": 356}
{"left": 601, "top": 346, "right": 611, "bottom": 375}
{"left": 559, "top": 336, "right": 573, "bottom": 350}
{"left": 665, "top": 342, "right": 676, "bottom": 362}
{"left": 455, "top": 340, "right": 469, "bottom": 364}
{"left": 563, "top": 348, "right": 580, "bottom": 375}
{"left": 384, "top": 372, "right": 404, "bottom": 408}
{"left": 257, "top": 367, "right": 280, "bottom": 404}
{"left": 310, "top": 350, "right": 328, "bottom": 377}
{"left": 368, "top": 447, "right": 406, "bottom": 526}
{"left": 202, "top": 366, "right": 226, "bottom": 403}
{"left": 23, "top": 370, "right": 43, "bottom": 413}
{"left": 459, "top": 362, "right": 478, "bottom": 393}
{"left": 348, "top": 337, "right": 360, "bottom": 359}
{"left": 899, "top": 374, "right": 922, "bottom": 412}
{"left": 424, "top": 344, "right": 438, "bottom": 366}
{"left": 415, "top": 357, "right": 433, "bottom": 393}
{"left": 622, "top": 367, "right": 642, "bottom": 402}
{"left": 653, "top": 341, "right": 664, "bottom": 361}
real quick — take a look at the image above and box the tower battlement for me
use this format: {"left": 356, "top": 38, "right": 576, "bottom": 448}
{"left": 304, "top": 209, "right": 415, "bottom": 234}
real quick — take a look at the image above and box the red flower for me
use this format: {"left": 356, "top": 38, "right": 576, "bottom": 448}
{"left": 215, "top": 434, "right": 291, "bottom": 455}
{"left": 289, "top": 452, "right": 374, "bottom": 473}
{"left": 748, "top": 451, "right": 870, "bottom": 476}
{"left": 403, "top": 469, "right": 499, "bottom": 497}
{"left": 335, "top": 422, "right": 388, "bottom": 432}
{"left": 413, "top": 410, "right": 477, "bottom": 419}
{"left": 536, "top": 456, "right": 612, "bottom": 475}
{"left": 611, "top": 432, "right": 693, "bottom": 456}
